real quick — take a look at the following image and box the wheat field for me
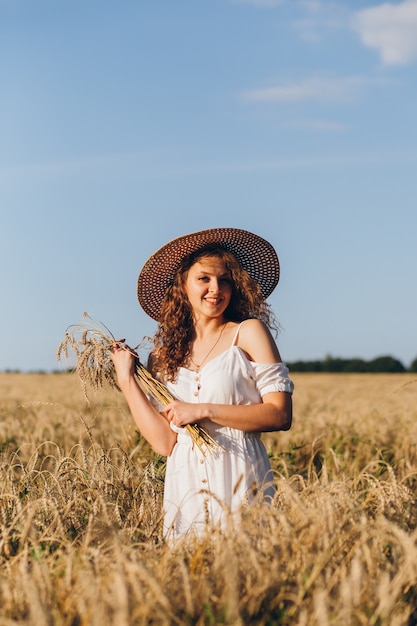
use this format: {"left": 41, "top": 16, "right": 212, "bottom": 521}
{"left": 0, "top": 372, "right": 416, "bottom": 626}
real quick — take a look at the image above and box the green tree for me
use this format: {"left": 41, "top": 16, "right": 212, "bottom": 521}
{"left": 368, "top": 356, "right": 405, "bottom": 373}
{"left": 409, "top": 357, "right": 417, "bottom": 373}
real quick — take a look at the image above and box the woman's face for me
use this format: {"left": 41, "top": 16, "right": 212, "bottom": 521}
{"left": 185, "top": 256, "right": 233, "bottom": 320}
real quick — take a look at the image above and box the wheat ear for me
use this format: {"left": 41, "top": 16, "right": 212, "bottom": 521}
{"left": 57, "top": 312, "right": 221, "bottom": 455}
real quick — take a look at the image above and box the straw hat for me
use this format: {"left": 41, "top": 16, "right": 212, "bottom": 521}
{"left": 137, "top": 227, "right": 280, "bottom": 321}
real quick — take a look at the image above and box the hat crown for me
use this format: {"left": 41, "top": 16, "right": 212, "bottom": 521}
{"left": 137, "top": 228, "right": 280, "bottom": 321}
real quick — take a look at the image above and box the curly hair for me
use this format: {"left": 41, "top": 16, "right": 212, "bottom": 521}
{"left": 150, "top": 246, "right": 279, "bottom": 382}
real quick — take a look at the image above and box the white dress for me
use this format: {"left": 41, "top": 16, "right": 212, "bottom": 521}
{"left": 159, "top": 324, "right": 294, "bottom": 541}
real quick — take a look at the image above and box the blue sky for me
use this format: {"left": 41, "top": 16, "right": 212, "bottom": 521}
{"left": 1, "top": 0, "right": 416, "bottom": 372}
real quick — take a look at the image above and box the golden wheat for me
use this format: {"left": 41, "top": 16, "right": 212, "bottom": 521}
{"left": 0, "top": 373, "right": 416, "bottom": 625}
{"left": 56, "top": 312, "right": 221, "bottom": 455}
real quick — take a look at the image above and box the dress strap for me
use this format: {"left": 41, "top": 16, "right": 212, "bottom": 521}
{"left": 231, "top": 322, "right": 243, "bottom": 346}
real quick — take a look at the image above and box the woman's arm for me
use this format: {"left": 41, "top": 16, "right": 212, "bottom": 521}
{"left": 111, "top": 346, "right": 177, "bottom": 456}
{"left": 163, "top": 392, "right": 292, "bottom": 432}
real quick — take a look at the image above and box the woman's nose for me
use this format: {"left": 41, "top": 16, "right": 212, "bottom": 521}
{"left": 208, "top": 279, "right": 220, "bottom": 292}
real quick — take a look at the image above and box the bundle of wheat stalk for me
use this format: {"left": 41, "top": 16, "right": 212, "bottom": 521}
{"left": 57, "top": 312, "right": 221, "bottom": 455}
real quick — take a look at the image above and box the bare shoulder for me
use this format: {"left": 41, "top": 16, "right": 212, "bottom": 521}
{"left": 237, "top": 319, "right": 282, "bottom": 363}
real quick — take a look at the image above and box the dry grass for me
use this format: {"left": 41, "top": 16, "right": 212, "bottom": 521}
{"left": 0, "top": 372, "right": 417, "bottom": 625}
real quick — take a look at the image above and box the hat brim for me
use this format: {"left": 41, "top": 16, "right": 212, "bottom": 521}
{"left": 137, "top": 227, "right": 280, "bottom": 321}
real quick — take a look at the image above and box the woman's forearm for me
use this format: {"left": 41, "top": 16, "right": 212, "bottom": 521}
{"left": 119, "top": 376, "right": 178, "bottom": 456}
{"left": 203, "top": 393, "right": 292, "bottom": 432}
{"left": 164, "top": 391, "right": 292, "bottom": 433}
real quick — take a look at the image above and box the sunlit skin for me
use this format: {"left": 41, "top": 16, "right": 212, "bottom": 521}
{"left": 111, "top": 256, "right": 292, "bottom": 456}
{"left": 184, "top": 258, "right": 233, "bottom": 324}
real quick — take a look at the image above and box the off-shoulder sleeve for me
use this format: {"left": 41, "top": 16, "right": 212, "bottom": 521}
{"left": 251, "top": 362, "right": 294, "bottom": 396}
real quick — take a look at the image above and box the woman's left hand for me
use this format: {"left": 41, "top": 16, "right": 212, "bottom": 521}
{"left": 163, "top": 400, "right": 201, "bottom": 427}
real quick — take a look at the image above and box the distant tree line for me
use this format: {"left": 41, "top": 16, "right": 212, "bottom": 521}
{"left": 287, "top": 355, "right": 417, "bottom": 373}
{"left": 2, "top": 355, "right": 417, "bottom": 375}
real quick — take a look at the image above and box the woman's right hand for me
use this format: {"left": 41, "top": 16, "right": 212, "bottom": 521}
{"left": 110, "top": 341, "right": 137, "bottom": 385}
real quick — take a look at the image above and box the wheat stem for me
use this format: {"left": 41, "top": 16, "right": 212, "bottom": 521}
{"left": 57, "top": 313, "right": 221, "bottom": 455}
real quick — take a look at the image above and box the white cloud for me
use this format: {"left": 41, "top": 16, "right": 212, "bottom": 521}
{"left": 242, "top": 75, "right": 368, "bottom": 103}
{"left": 353, "top": 0, "right": 417, "bottom": 66}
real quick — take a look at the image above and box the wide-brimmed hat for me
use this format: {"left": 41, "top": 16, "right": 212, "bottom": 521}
{"left": 137, "top": 227, "right": 280, "bottom": 321}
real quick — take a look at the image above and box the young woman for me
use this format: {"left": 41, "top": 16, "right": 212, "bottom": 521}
{"left": 111, "top": 228, "right": 294, "bottom": 540}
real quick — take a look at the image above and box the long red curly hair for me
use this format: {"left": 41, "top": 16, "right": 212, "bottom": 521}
{"left": 149, "top": 246, "right": 279, "bottom": 382}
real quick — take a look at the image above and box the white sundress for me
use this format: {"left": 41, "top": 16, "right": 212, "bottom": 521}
{"left": 159, "top": 324, "right": 294, "bottom": 541}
